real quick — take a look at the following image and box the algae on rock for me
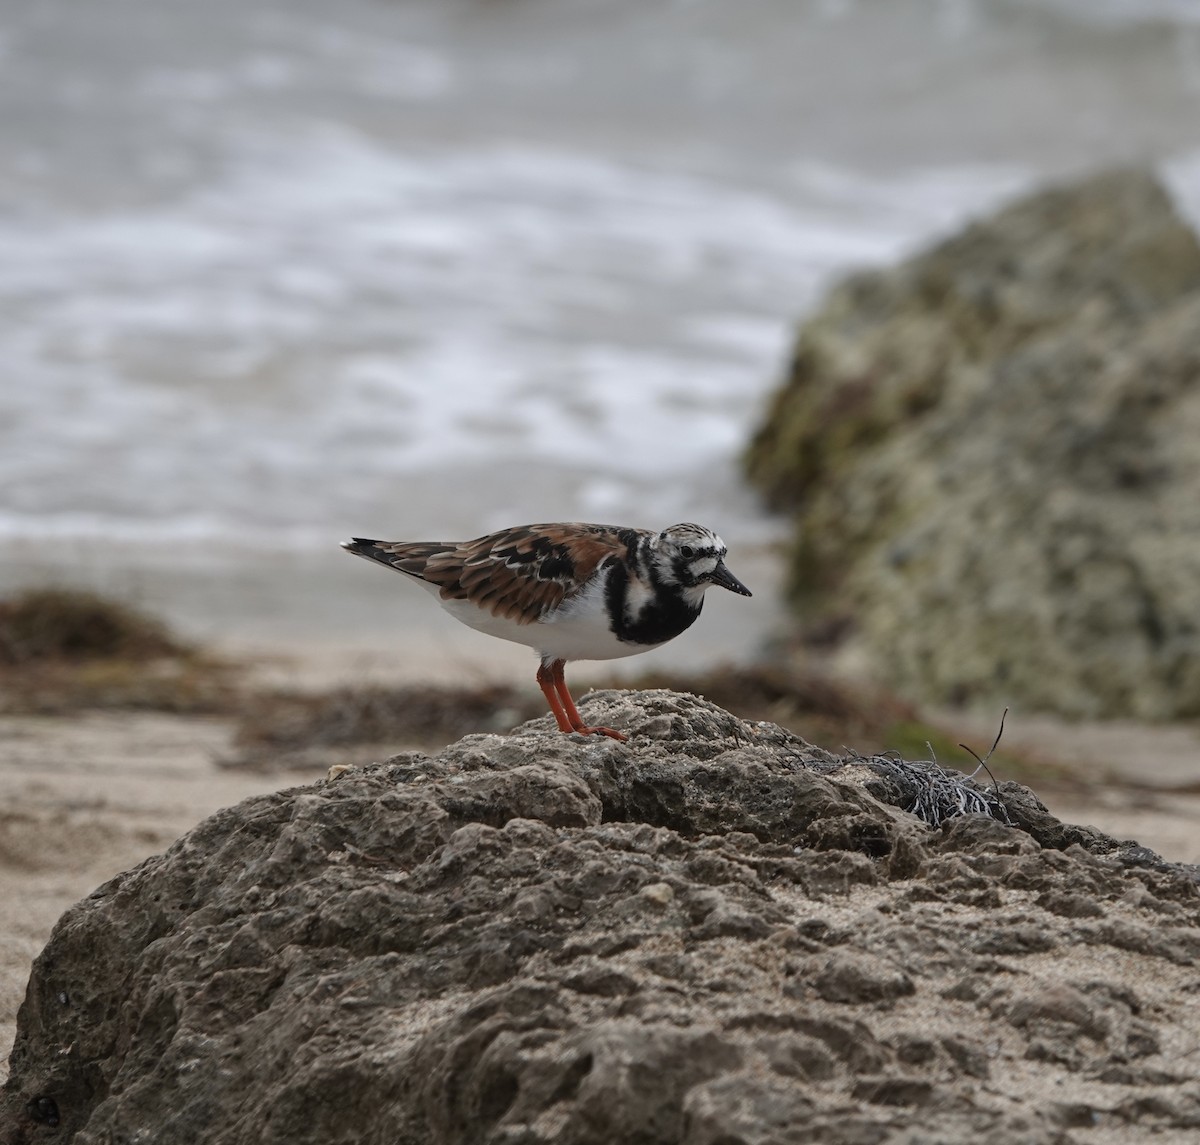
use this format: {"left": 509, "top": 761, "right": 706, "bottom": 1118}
{"left": 745, "top": 169, "right": 1200, "bottom": 717}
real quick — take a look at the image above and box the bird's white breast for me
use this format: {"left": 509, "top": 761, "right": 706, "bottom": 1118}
{"left": 537, "top": 566, "right": 647, "bottom": 661}
{"left": 435, "top": 563, "right": 648, "bottom": 663}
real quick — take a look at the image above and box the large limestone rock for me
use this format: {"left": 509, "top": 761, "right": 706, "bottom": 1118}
{"left": 745, "top": 169, "right": 1200, "bottom": 718}
{"left": 5, "top": 691, "right": 1200, "bottom": 1143}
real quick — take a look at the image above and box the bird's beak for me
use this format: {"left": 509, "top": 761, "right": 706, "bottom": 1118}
{"left": 708, "top": 561, "right": 752, "bottom": 597}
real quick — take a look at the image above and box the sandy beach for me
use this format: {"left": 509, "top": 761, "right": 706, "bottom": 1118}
{"left": 0, "top": 712, "right": 282, "bottom": 1081}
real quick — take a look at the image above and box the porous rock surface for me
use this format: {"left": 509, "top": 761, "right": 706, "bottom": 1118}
{"left": 6, "top": 691, "right": 1200, "bottom": 1144}
{"left": 745, "top": 168, "right": 1200, "bottom": 718}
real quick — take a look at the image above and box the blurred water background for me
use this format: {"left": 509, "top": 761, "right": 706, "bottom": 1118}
{"left": 4, "top": 0, "right": 1200, "bottom": 676}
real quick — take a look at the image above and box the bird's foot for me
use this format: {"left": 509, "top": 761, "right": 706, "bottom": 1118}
{"left": 538, "top": 659, "right": 628, "bottom": 741}
{"left": 573, "top": 724, "right": 628, "bottom": 742}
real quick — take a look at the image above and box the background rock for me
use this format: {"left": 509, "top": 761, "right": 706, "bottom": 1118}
{"left": 745, "top": 168, "right": 1200, "bottom": 718}
{"left": 5, "top": 691, "right": 1200, "bottom": 1143}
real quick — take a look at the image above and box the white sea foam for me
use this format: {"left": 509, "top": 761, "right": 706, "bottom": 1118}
{"left": 0, "top": 119, "right": 1029, "bottom": 545}
{"left": 3, "top": 0, "right": 1198, "bottom": 559}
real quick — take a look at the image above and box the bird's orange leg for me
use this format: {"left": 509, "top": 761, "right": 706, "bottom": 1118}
{"left": 549, "top": 658, "right": 627, "bottom": 742}
{"left": 536, "top": 660, "right": 576, "bottom": 734}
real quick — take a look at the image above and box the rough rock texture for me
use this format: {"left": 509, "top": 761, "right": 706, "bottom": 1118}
{"left": 6, "top": 691, "right": 1200, "bottom": 1144}
{"left": 745, "top": 168, "right": 1200, "bottom": 718}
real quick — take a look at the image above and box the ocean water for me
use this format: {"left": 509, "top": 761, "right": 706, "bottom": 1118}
{"left": 3, "top": 0, "right": 1200, "bottom": 669}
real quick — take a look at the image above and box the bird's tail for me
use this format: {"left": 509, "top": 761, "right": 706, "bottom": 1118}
{"left": 340, "top": 537, "right": 454, "bottom": 580}
{"left": 341, "top": 537, "right": 394, "bottom": 565}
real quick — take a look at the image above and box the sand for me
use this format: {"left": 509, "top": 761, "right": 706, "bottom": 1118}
{"left": 0, "top": 712, "right": 288, "bottom": 1083}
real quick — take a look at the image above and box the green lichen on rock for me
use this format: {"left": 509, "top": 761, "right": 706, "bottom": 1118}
{"left": 745, "top": 169, "right": 1200, "bottom": 717}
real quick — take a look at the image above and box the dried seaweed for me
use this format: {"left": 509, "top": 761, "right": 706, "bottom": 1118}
{"left": 835, "top": 710, "right": 1013, "bottom": 828}
{"left": 856, "top": 752, "right": 1012, "bottom": 827}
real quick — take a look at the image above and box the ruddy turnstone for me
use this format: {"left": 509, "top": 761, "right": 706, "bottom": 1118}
{"left": 341, "top": 522, "right": 751, "bottom": 741}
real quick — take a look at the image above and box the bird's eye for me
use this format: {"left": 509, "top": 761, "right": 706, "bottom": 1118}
{"left": 680, "top": 546, "right": 694, "bottom": 559}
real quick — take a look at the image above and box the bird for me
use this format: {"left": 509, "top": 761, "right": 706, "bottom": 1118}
{"left": 341, "top": 521, "right": 752, "bottom": 742}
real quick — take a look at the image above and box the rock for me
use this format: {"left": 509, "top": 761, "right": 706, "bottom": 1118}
{"left": 4, "top": 690, "right": 1200, "bottom": 1142}
{"left": 745, "top": 168, "right": 1200, "bottom": 717}
{"left": 812, "top": 952, "right": 915, "bottom": 1005}
{"left": 755, "top": 1033, "right": 837, "bottom": 1080}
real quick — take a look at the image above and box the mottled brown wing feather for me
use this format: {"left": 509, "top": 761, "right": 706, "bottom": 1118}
{"left": 364, "top": 523, "right": 640, "bottom": 625}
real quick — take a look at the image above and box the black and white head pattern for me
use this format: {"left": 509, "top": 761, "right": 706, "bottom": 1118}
{"left": 651, "top": 523, "right": 727, "bottom": 588}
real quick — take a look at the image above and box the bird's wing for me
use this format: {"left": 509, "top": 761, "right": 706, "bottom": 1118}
{"left": 354, "top": 523, "right": 638, "bottom": 625}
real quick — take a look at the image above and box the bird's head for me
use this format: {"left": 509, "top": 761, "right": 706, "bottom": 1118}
{"left": 649, "top": 523, "right": 752, "bottom": 600}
